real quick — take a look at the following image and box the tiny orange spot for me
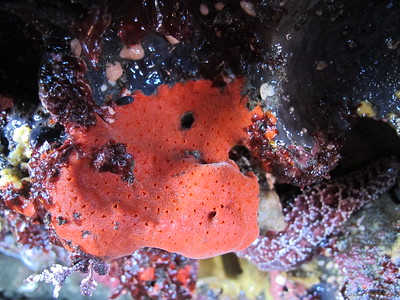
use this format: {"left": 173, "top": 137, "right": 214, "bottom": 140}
{"left": 138, "top": 267, "right": 155, "bottom": 281}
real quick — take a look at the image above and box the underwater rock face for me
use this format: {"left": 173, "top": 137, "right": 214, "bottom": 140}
{"left": 250, "top": 0, "right": 400, "bottom": 185}
{"left": 271, "top": 0, "right": 400, "bottom": 140}
{"left": 0, "top": 0, "right": 399, "bottom": 299}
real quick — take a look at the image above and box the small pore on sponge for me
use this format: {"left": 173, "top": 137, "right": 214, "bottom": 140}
{"left": 42, "top": 79, "right": 261, "bottom": 260}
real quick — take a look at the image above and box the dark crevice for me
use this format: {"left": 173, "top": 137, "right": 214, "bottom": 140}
{"left": 228, "top": 145, "right": 267, "bottom": 183}
{"left": 116, "top": 95, "right": 134, "bottom": 106}
{"left": 0, "top": 10, "right": 43, "bottom": 106}
{"left": 332, "top": 118, "right": 400, "bottom": 177}
{"left": 388, "top": 186, "right": 400, "bottom": 205}
{"left": 221, "top": 253, "right": 243, "bottom": 278}
{"left": 29, "top": 124, "right": 65, "bottom": 148}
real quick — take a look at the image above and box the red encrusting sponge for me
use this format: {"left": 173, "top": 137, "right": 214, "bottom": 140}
{"left": 44, "top": 79, "right": 261, "bottom": 260}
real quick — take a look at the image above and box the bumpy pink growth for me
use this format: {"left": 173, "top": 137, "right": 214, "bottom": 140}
{"left": 237, "top": 157, "right": 400, "bottom": 271}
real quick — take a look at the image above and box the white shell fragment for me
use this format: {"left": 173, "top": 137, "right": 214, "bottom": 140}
{"left": 119, "top": 44, "right": 145, "bottom": 60}
{"left": 240, "top": 1, "right": 256, "bottom": 17}
{"left": 260, "top": 83, "right": 275, "bottom": 100}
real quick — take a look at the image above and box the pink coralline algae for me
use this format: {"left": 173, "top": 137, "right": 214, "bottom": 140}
{"left": 247, "top": 112, "right": 342, "bottom": 188}
{"left": 237, "top": 157, "right": 400, "bottom": 271}
{"left": 108, "top": 248, "right": 198, "bottom": 299}
{"left": 335, "top": 247, "right": 400, "bottom": 298}
{"left": 0, "top": 210, "right": 50, "bottom": 251}
{"left": 329, "top": 190, "right": 400, "bottom": 298}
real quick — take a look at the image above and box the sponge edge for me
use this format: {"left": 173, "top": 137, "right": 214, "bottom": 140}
{"left": 51, "top": 156, "right": 259, "bottom": 259}
{"left": 42, "top": 79, "right": 260, "bottom": 260}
